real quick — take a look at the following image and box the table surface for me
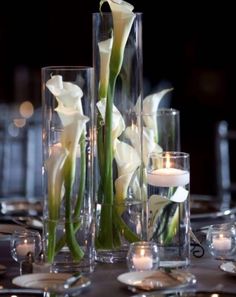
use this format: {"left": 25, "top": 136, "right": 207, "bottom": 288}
{"left": 0, "top": 239, "right": 236, "bottom": 296}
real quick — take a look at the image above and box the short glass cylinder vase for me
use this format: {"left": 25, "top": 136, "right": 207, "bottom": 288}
{"left": 206, "top": 223, "right": 236, "bottom": 260}
{"left": 93, "top": 11, "right": 145, "bottom": 263}
{"left": 42, "top": 66, "right": 95, "bottom": 273}
{"left": 147, "top": 152, "right": 190, "bottom": 268}
{"left": 127, "top": 241, "right": 159, "bottom": 272}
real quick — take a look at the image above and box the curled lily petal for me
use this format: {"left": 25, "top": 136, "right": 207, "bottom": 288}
{"left": 60, "top": 113, "right": 89, "bottom": 155}
{"left": 114, "top": 139, "right": 141, "bottom": 209}
{"left": 98, "top": 37, "right": 113, "bottom": 99}
{"left": 46, "top": 75, "right": 84, "bottom": 112}
{"left": 142, "top": 88, "right": 174, "bottom": 137}
{"left": 55, "top": 103, "right": 88, "bottom": 130}
{"left": 101, "top": 0, "right": 135, "bottom": 75}
{"left": 170, "top": 186, "right": 189, "bottom": 203}
{"left": 143, "top": 88, "right": 174, "bottom": 115}
{"left": 97, "top": 98, "right": 125, "bottom": 141}
{"left": 114, "top": 139, "right": 141, "bottom": 177}
{"left": 125, "top": 125, "right": 162, "bottom": 166}
{"left": 115, "top": 172, "right": 133, "bottom": 202}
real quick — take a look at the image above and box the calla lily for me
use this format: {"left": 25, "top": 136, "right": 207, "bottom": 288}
{"left": 125, "top": 125, "right": 162, "bottom": 166}
{"left": 114, "top": 139, "right": 141, "bottom": 205}
{"left": 96, "top": 0, "right": 141, "bottom": 248}
{"left": 100, "top": 0, "right": 135, "bottom": 76}
{"left": 97, "top": 98, "right": 125, "bottom": 141}
{"left": 147, "top": 186, "right": 189, "bottom": 241}
{"left": 142, "top": 88, "right": 173, "bottom": 140}
{"left": 46, "top": 75, "right": 84, "bottom": 113}
{"left": 98, "top": 37, "right": 113, "bottom": 99}
{"left": 46, "top": 76, "right": 88, "bottom": 262}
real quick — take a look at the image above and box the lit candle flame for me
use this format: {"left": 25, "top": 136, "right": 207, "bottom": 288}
{"left": 140, "top": 248, "right": 145, "bottom": 257}
{"left": 166, "top": 153, "right": 171, "bottom": 168}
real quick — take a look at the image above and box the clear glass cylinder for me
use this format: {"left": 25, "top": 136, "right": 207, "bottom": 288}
{"left": 93, "top": 12, "right": 145, "bottom": 263}
{"left": 142, "top": 108, "right": 180, "bottom": 154}
{"left": 42, "top": 66, "right": 95, "bottom": 273}
{"left": 147, "top": 151, "right": 190, "bottom": 268}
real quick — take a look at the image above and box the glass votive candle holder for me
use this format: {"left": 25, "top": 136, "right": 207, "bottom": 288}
{"left": 206, "top": 223, "right": 236, "bottom": 259}
{"left": 10, "top": 229, "right": 42, "bottom": 274}
{"left": 126, "top": 241, "right": 159, "bottom": 272}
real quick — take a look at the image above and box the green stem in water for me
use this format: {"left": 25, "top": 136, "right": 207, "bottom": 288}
{"left": 55, "top": 133, "right": 86, "bottom": 254}
{"left": 163, "top": 204, "right": 179, "bottom": 245}
{"left": 47, "top": 190, "right": 60, "bottom": 262}
{"left": 74, "top": 133, "right": 86, "bottom": 218}
{"left": 55, "top": 221, "right": 81, "bottom": 254}
{"left": 113, "top": 206, "right": 140, "bottom": 243}
{"left": 47, "top": 220, "right": 57, "bottom": 263}
{"left": 97, "top": 74, "right": 117, "bottom": 248}
{"left": 64, "top": 156, "right": 84, "bottom": 261}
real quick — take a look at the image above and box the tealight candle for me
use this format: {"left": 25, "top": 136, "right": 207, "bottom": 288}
{"left": 206, "top": 223, "right": 236, "bottom": 259}
{"left": 132, "top": 250, "right": 153, "bottom": 271}
{"left": 127, "top": 241, "right": 159, "bottom": 272}
{"left": 16, "top": 240, "right": 35, "bottom": 257}
{"left": 212, "top": 234, "right": 232, "bottom": 251}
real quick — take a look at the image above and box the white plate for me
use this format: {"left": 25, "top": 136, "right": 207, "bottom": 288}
{"left": 12, "top": 272, "right": 91, "bottom": 294}
{"left": 117, "top": 270, "right": 196, "bottom": 291}
{"left": 220, "top": 262, "right": 236, "bottom": 275}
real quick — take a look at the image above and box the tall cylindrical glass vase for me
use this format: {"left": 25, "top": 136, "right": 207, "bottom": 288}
{"left": 42, "top": 66, "right": 95, "bottom": 273}
{"left": 93, "top": 11, "right": 145, "bottom": 263}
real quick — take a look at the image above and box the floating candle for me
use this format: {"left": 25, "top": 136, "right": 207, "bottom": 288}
{"left": 147, "top": 168, "right": 190, "bottom": 187}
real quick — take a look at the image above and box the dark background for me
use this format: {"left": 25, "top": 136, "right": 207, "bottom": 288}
{"left": 0, "top": 0, "right": 235, "bottom": 196}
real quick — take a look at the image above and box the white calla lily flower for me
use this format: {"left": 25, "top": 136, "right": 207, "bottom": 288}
{"left": 98, "top": 37, "right": 113, "bottom": 99}
{"left": 101, "top": 0, "right": 135, "bottom": 75}
{"left": 125, "top": 125, "right": 162, "bottom": 166}
{"left": 142, "top": 88, "right": 173, "bottom": 138}
{"left": 97, "top": 98, "right": 125, "bottom": 141}
{"left": 114, "top": 139, "right": 141, "bottom": 203}
{"left": 46, "top": 75, "right": 89, "bottom": 197}
{"left": 46, "top": 75, "right": 84, "bottom": 113}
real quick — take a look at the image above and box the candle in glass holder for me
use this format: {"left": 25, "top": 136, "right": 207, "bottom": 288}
{"left": 206, "top": 223, "right": 236, "bottom": 259}
{"left": 16, "top": 240, "right": 35, "bottom": 257}
{"left": 212, "top": 234, "right": 232, "bottom": 251}
{"left": 147, "top": 167, "right": 190, "bottom": 188}
{"left": 132, "top": 249, "right": 153, "bottom": 271}
{"left": 127, "top": 241, "right": 159, "bottom": 272}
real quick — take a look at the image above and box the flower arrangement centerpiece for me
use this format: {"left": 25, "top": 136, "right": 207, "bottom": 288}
{"left": 42, "top": 66, "right": 95, "bottom": 272}
{"left": 93, "top": 0, "right": 145, "bottom": 262}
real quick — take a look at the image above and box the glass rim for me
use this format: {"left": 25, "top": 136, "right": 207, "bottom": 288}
{"left": 149, "top": 151, "right": 189, "bottom": 159}
{"left": 92, "top": 12, "right": 143, "bottom": 16}
{"left": 141, "top": 108, "right": 179, "bottom": 117}
{"left": 129, "top": 241, "right": 158, "bottom": 248}
{"left": 41, "top": 66, "right": 93, "bottom": 71}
